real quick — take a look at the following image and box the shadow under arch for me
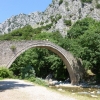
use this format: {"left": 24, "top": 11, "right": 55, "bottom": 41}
{"left": 4, "top": 40, "right": 83, "bottom": 85}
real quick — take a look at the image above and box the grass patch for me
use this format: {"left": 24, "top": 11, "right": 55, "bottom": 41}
{"left": 0, "top": 67, "right": 14, "bottom": 78}
{"left": 28, "top": 77, "right": 48, "bottom": 87}
{"left": 0, "top": 77, "right": 3, "bottom": 80}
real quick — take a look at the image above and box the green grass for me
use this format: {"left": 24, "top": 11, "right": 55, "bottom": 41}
{"left": 0, "top": 77, "right": 3, "bottom": 80}
{"left": 27, "top": 77, "right": 48, "bottom": 87}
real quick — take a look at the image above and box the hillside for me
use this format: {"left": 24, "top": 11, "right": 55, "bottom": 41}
{"left": 0, "top": 0, "right": 100, "bottom": 36}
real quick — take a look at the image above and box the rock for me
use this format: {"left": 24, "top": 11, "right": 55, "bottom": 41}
{"left": 45, "top": 74, "right": 52, "bottom": 81}
{"left": 90, "top": 91, "right": 95, "bottom": 94}
{"left": 58, "top": 88, "right": 63, "bottom": 91}
{"left": 78, "top": 92, "right": 90, "bottom": 95}
{"left": 0, "top": 0, "right": 100, "bottom": 37}
{"left": 97, "top": 90, "right": 100, "bottom": 94}
{"left": 49, "top": 80, "right": 58, "bottom": 86}
{"left": 55, "top": 85, "right": 59, "bottom": 88}
{"left": 91, "top": 95, "right": 98, "bottom": 98}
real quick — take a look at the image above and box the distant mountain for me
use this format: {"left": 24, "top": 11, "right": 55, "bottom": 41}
{"left": 0, "top": 0, "right": 100, "bottom": 36}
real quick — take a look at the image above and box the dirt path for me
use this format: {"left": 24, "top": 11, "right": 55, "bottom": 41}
{"left": 0, "top": 79, "right": 76, "bottom": 100}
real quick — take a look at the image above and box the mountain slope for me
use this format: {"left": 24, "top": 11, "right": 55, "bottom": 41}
{"left": 0, "top": 0, "right": 100, "bottom": 36}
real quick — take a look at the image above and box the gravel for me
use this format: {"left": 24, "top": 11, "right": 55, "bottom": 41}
{"left": 0, "top": 79, "right": 76, "bottom": 100}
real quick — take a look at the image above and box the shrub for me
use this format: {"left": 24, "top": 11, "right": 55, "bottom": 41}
{"left": 20, "top": 65, "right": 36, "bottom": 79}
{"left": 40, "top": 22, "right": 44, "bottom": 25}
{"left": 33, "top": 78, "right": 48, "bottom": 86}
{"left": 10, "top": 45, "right": 16, "bottom": 51}
{"left": 56, "top": 14, "right": 62, "bottom": 20}
{"left": 96, "top": 4, "right": 100, "bottom": 9}
{"left": 78, "top": 8, "right": 81, "bottom": 14}
{"left": 65, "top": 2, "right": 68, "bottom": 7}
{"left": 81, "top": 0, "right": 92, "bottom": 3}
{"left": 59, "top": 0, "right": 63, "bottom": 5}
{"left": 64, "top": 19, "right": 72, "bottom": 26}
{"left": 90, "top": 8, "right": 94, "bottom": 11}
{"left": 0, "top": 67, "right": 13, "bottom": 78}
{"left": 28, "top": 77, "right": 36, "bottom": 82}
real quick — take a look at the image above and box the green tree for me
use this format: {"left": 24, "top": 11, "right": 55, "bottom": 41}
{"left": 67, "top": 17, "right": 100, "bottom": 83}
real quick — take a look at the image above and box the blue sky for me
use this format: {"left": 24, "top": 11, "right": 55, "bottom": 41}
{"left": 0, "top": 0, "right": 52, "bottom": 23}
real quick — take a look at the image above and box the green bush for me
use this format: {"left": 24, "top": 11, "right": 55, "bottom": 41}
{"left": 56, "top": 14, "right": 62, "bottom": 20}
{"left": 40, "top": 22, "right": 44, "bottom": 25}
{"left": 10, "top": 45, "right": 16, "bottom": 51}
{"left": 28, "top": 77, "right": 36, "bottom": 82}
{"left": 34, "top": 78, "right": 48, "bottom": 86}
{"left": 64, "top": 19, "right": 72, "bottom": 26}
{"left": 65, "top": 2, "right": 68, "bottom": 7}
{"left": 0, "top": 67, "right": 13, "bottom": 78}
{"left": 96, "top": 4, "right": 100, "bottom": 9}
{"left": 20, "top": 65, "right": 36, "bottom": 79}
{"left": 59, "top": 0, "right": 63, "bottom": 5}
{"left": 81, "top": 0, "right": 92, "bottom": 3}
{"left": 66, "top": 17, "right": 100, "bottom": 82}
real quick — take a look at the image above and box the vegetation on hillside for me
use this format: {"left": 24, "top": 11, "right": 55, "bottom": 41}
{"left": 81, "top": 0, "right": 92, "bottom": 3}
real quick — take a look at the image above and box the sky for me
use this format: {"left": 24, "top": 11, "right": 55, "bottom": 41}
{"left": 0, "top": 0, "right": 52, "bottom": 23}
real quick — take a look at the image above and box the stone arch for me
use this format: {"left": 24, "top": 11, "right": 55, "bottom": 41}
{"left": 0, "top": 40, "right": 83, "bottom": 85}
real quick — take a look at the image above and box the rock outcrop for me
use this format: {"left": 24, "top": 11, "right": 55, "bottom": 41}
{"left": 0, "top": 0, "right": 100, "bottom": 36}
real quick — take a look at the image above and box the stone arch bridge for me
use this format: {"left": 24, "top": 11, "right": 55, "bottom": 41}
{"left": 0, "top": 40, "right": 84, "bottom": 85}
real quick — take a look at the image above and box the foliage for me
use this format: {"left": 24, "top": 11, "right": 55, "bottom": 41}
{"left": 67, "top": 17, "right": 100, "bottom": 82}
{"left": 20, "top": 65, "right": 36, "bottom": 79}
{"left": 67, "top": 17, "right": 95, "bottom": 39}
{"left": 65, "top": 2, "right": 68, "bottom": 7}
{"left": 59, "top": 0, "right": 63, "bottom": 5}
{"left": 40, "top": 22, "right": 44, "bottom": 25}
{"left": 50, "top": 14, "right": 62, "bottom": 24}
{"left": 0, "top": 77, "right": 3, "bottom": 80}
{"left": 0, "top": 67, "right": 13, "bottom": 78}
{"left": 0, "top": 24, "right": 53, "bottom": 40}
{"left": 81, "top": 0, "right": 92, "bottom": 3}
{"left": 64, "top": 19, "right": 72, "bottom": 26}
{"left": 10, "top": 45, "right": 16, "bottom": 51}
{"left": 31, "top": 78, "right": 48, "bottom": 86}
{"left": 96, "top": 4, "right": 100, "bottom": 9}
{"left": 56, "top": 14, "right": 62, "bottom": 21}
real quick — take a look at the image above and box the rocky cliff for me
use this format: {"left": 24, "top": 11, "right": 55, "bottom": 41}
{"left": 0, "top": 0, "right": 100, "bottom": 36}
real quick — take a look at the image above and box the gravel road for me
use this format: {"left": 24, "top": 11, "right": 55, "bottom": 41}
{"left": 0, "top": 79, "right": 76, "bottom": 100}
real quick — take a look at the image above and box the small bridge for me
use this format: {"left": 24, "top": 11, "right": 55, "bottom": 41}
{"left": 0, "top": 40, "right": 84, "bottom": 85}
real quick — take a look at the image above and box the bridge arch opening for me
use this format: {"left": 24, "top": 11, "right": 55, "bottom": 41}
{"left": 10, "top": 48, "right": 70, "bottom": 82}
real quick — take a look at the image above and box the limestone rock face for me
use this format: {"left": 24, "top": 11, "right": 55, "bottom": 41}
{"left": 0, "top": 0, "right": 100, "bottom": 36}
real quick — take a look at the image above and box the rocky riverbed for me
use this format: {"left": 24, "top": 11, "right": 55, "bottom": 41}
{"left": 48, "top": 80, "right": 100, "bottom": 98}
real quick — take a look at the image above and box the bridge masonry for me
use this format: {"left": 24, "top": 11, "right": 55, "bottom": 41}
{"left": 0, "top": 40, "right": 84, "bottom": 85}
